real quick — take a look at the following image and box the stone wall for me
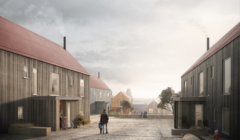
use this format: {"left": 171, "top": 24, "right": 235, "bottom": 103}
{"left": 119, "top": 114, "right": 173, "bottom": 119}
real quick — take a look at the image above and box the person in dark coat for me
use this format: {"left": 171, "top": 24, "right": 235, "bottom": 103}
{"left": 144, "top": 110, "right": 147, "bottom": 118}
{"left": 100, "top": 109, "right": 109, "bottom": 134}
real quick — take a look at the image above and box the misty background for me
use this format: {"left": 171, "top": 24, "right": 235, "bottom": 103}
{"left": 0, "top": 0, "right": 239, "bottom": 98}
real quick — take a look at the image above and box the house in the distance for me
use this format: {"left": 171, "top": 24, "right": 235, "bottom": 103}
{"left": 90, "top": 73, "right": 111, "bottom": 114}
{"left": 111, "top": 91, "right": 131, "bottom": 113}
{"left": 146, "top": 100, "right": 172, "bottom": 115}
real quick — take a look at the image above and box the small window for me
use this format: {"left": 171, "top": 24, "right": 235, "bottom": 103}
{"left": 211, "top": 66, "right": 214, "bottom": 78}
{"left": 66, "top": 76, "right": 68, "bottom": 96}
{"left": 80, "top": 79, "right": 84, "bottom": 97}
{"left": 24, "top": 66, "right": 29, "bottom": 78}
{"left": 224, "top": 58, "right": 231, "bottom": 95}
{"left": 70, "top": 77, "right": 73, "bottom": 85}
{"left": 149, "top": 108, "right": 153, "bottom": 113}
{"left": 184, "top": 81, "right": 187, "bottom": 96}
{"left": 158, "top": 108, "right": 161, "bottom": 114}
{"left": 32, "top": 68, "right": 37, "bottom": 95}
{"left": 18, "top": 106, "right": 23, "bottom": 119}
{"left": 222, "top": 108, "right": 229, "bottom": 134}
{"left": 199, "top": 72, "right": 204, "bottom": 96}
{"left": 99, "top": 92, "right": 102, "bottom": 101}
{"left": 213, "top": 108, "right": 216, "bottom": 122}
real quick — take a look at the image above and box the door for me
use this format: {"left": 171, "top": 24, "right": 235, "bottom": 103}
{"left": 195, "top": 104, "right": 203, "bottom": 126}
{"left": 67, "top": 102, "right": 71, "bottom": 127}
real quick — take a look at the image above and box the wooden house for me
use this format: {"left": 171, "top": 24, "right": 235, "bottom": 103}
{"left": 174, "top": 22, "right": 240, "bottom": 139}
{"left": 111, "top": 91, "right": 131, "bottom": 108}
{"left": 90, "top": 73, "right": 111, "bottom": 114}
{"left": 0, "top": 16, "right": 90, "bottom": 133}
{"left": 146, "top": 100, "right": 172, "bottom": 115}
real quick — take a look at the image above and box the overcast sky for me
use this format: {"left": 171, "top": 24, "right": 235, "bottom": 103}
{"left": 0, "top": 0, "right": 239, "bottom": 98}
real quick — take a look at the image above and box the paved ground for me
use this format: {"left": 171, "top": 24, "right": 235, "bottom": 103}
{"left": 0, "top": 115, "right": 227, "bottom": 140}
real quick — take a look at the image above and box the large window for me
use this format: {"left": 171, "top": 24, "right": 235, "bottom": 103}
{"left": 66, "top": 76, "right": 68, "bottom": 96}
{"left": 120, "top": 101, "right": 122, "bottom": 106}
{"left": 50, "top": 73, "right": 60, "bottom": 95}
{"left": 222, "top": 108, "right": 229, "bottom": 134}
{"left": 80, "top": 79, "right": 84, "bottom": 97}
{"left": 199, "top": 72, "right": 204, "bottom": 96}
{"left": 149, "top": 108, "right": 153, "bottom": 113}
{"left": 18, "top": 106, "right": 23, "bottom": 119}
{"left": 24, "top": 66, "right": 29, "bottom": 78}
{"left": 33, "top": 68, "right": 37, "bottom": 95}
{"left": 99, "top": 92, "right": 102, "bottom": 101}
{"left": 224, "top": 58, "right": 231, "bottom": 94}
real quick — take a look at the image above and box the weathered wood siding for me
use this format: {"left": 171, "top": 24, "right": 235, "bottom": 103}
{"left": 180, "top": 36, "right": 240, "bottom": 139}
{"left": 0, "top": 49, "right": 90, "bottom": 133}
{"left": 111, "top": 92, "right": 131, "bottom": 108}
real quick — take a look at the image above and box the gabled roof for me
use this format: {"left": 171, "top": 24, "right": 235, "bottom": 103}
{"left": 0, "top": 16, "right": 89, "bottom": 75}
{"left": 90, "top": 75, "right": 111, "bottom": 90}
{"left": 114, "top": 91, "right": 131, "bottom": 99}
{"left": 146, "top": 100, "right": 159, "bottom": 108}
{"left": 182, "top": 22, "right": 240, "bottom": 77}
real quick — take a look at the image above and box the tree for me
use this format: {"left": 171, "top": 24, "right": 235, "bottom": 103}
{"left": 122, "top": 100, "right": 133, "bottom": 114}
{"left": 157, "top": 87, "right": 175, "bottom": 114}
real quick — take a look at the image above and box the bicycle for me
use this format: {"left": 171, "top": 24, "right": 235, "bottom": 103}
{"left": 61, "top": 116, "right": 74, "bottom": 129}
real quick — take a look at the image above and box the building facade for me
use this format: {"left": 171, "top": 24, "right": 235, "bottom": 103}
{"left": 90, "top": 74, "right": 111, "bottom": 114}
{"left": 0, "top": 16, "right": 90, "bottom": 133}
{"left": 174, "top": 22, "right": 240, "bottom": 139}
{"left": 111, "top": 91, "right": 131, "bottom": 108}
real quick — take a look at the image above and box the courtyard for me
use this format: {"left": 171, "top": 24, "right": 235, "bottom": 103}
{"left": 0, "top": 116, "right": 226, "bottom": 140}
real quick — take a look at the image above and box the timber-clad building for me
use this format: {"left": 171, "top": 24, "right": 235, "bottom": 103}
{"left": 0, "top": 16, "right": 90, "bottom": 133}
{"left": 174, "top": 22, "right": 240, "bottom": 139}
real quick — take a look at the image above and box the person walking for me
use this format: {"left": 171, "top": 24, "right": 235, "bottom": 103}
{"left": 100, "top": 109, "right": 109, "bottom": 134}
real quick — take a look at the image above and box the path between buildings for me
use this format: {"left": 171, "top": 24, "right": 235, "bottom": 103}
{"left": 0, "top": 116, "right": 227, "bottom": 140}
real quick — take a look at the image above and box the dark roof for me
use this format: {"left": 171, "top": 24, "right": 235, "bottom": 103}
{"left": 182, "top": 22, "right": 240, "bottom": 77}
{"left": 90, "top": 75, "right": 111, "bottom": 90}
{"left": 0, "top": 16, "right": 89, "bottom": 75}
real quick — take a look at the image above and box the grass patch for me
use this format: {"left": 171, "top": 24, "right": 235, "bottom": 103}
{"left": 9, "top": 123, "right": 34, "bottom": 128}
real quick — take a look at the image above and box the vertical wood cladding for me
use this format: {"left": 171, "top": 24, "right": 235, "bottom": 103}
{"left": 180, "top": 36, "right": 240, "bottom": 139}
{"left": 0, "top": 49, "right": 90, "bottom": 133}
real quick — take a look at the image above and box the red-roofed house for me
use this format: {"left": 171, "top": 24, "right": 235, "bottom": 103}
{"left": 0, "top": 16, "right": 90, "bottom": 133}
{"left": 90, "top": 73, "right": 112, "bottom": 114}
{"left": 173, "top": 22, "right": 240, "bottom": 139}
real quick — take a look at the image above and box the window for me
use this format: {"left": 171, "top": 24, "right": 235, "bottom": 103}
{"left": 211, "top": 65, "right": 214, "bottom": 78}
{"left": 70, "top": 77, "right": 73, "bottom": 85}
{"left": 99, "top": 92, "right": 102, "bottom": 101}
{"left": 80, "top": 79, "right": 84, "bottom": 97}
{"left": 66, "top": 76, "right": 68, "bottom": 96}
{"left": 120, "top": 101, "right": 122, "bottom": 106}
{"left": 213, "top": 108, "right": 216, "bottom": 122}
{"left": 199, "top": 72, "right": 204, "bottom": 96}
{"left": 18, "top": 106, "right": 23, "bottom": 119}
{"left": 107, "top": 93, "right": 109, "bottom": 101}
{"left": 163, "top": 109, "right": 166, "bottom": 115}
{"left": 95, "top": 91, "right": 97, "bottom": 101}
{"left": 224, "top": 58, "right": 231, "bottom": 94}
{"left": 158, "top": 108, "right": 161, "bottom": 114}
{"left": 33, "top": 68, "right": 37, "bottom": 95}
{"left": 24, "top": 66, "right": 29, "bottom": 78}
{"left": 149, "top": 108, "right": 153, "bottom": 113}
{"left": 184, "top": 81, "right": 187, "bottom": 96}
{"left": 50, "top": 73, "right": 60, "bottom": 95}
{"left": 222, "top": 108, "right": 229, "bottom": 134}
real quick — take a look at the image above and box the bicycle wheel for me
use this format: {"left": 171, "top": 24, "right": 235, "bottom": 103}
{"left": 65, "top": 121, "right": 74, "bottom": 129}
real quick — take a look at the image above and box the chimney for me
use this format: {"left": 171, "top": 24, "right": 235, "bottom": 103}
{"left": 98, "top": 72, "right": 100, "bottom": 79}
{"left": 207, "top": 37, "right": 209, "bottom": 51}
{"left": 63, "top": 36, "right": 66, "bottom": 50}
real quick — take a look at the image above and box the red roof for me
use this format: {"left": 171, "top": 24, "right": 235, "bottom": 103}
{"left": 0, "top": 16, "right": 89, "bottom": 75}
{"left": 90, "top": 75, "right": 111, "bottom": 90}
{"left": 182, "top": 22, "right": 240, "bottom": 77}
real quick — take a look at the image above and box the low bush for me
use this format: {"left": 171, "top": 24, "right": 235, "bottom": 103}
{"left": 81, "top": 119, "right": 90, "bottom": 125}
{"left": 9, "top": 123, "right": 34, "bottom": 128}
{"left": 108, "top": 113, "right": 119, "bottom": 117}
{"left": 190, "top": 126, "right": 210, "bottom": 131}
